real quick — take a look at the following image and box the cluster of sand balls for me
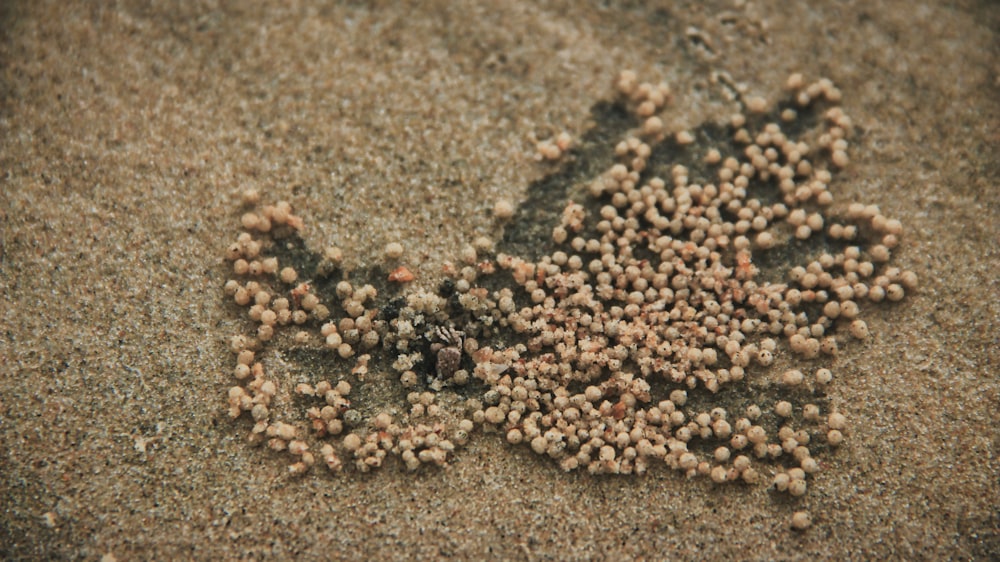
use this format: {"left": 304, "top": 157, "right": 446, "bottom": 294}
{"left": 221, "top": 71, "right": 915, "bottom": 526}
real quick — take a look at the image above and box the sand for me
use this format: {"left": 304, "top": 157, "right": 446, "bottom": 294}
{"left": 1, "top": 0, "right": 998, "bottom": 559}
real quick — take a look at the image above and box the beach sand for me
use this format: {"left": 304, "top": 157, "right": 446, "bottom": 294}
{"left": 1, "top": 1, "right": 998, "bottom": 559}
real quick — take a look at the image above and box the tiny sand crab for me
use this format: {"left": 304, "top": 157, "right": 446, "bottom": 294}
{"left": 428, "top": 325, "right": 465, "bottom": 390}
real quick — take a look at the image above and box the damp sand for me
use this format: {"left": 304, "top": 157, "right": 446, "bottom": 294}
{"left": 1, "top": 1, "right": 998, "bottom": 559}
